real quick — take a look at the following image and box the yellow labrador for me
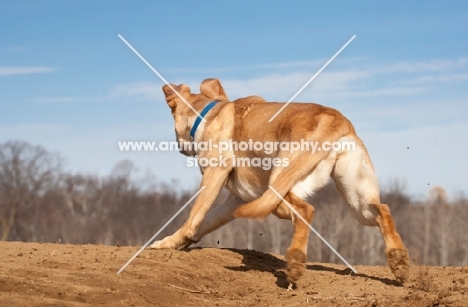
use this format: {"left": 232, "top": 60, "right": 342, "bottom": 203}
{"left": 150, "top": 78, "right": 410, "bottom": 285}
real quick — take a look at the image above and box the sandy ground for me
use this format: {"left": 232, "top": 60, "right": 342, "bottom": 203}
{"left": 0, "top": 242, "right": 467, "bottom": 306}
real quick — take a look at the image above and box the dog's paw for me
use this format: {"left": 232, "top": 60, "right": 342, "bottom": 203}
{"left": 386, "top": 248, "right": 410, "bottom": 283}
{"left": 148, "top": 235, "right": 180, "bottom": 249}
{"left": 148, "top": 235, "right": 193, "bottom": 250}
{"left": 285, "top": 249, "right": 307, "bottom": 285}
{"left": 148, "top": 239, "right": 174, "bottom": 250}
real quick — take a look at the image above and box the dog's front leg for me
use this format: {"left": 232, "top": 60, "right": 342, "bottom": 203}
{"left": 150, "top": 165, "right": 232, "bottom": 250}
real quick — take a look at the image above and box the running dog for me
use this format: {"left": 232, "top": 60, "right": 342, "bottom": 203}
{"left": 150, "top": 78, "right": 410, "bottom": 286}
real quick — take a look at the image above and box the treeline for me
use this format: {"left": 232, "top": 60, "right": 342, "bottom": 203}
{"left": 1, "top": 140, "right": 467, "bottom": 266}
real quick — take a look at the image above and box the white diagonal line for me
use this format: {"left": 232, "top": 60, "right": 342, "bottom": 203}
{"left": 117, "top": 185, "right": 206, "bottom": 274}
{"left": 268, "top": 186, "right": 357, "bottom": 274}
{"left": 268, "top": 35, "right": 356, "bottom": 122}
{"left": 118, "top": 34, "right": 206, "bottom": 122}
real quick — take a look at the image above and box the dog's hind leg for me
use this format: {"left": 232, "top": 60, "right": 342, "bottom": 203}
{"left": 233, "top": 150, "right": 331, "bottom": 220}
{"left": 273, "top": 192, "right": 315, "bottom": 287}
{"left": 331, "top": 139, "right": 410, "bottom": 282}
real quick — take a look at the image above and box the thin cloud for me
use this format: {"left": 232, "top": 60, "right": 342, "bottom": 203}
{"left": 342, "top": 86, "right": 427, "bottom": 98}
{"left": 220, "top": 58, "right": 468, "bottom": 102}
{"left": 220, "top": 70, "right": 421, "bottom": 102}
{"left": 31, "top": 82, "right": 159, "bottom": 104}
{"left": 0, "top": 66, "right": 56, "bottom": 76}
{"left": 29, "top": 57, "right": 467, "bottom": 106}
{"left": 30, "top": 96, "right": 103, "bottom": 103}
{"left": 165, "top": 57, "right": 468, "bottom": 76}
{"left": 108, "top": 82, "right": 159, "bottom": 101}
{"left": 377, "top": 57, "right": 468, "bottom": 74}
{"left": 5, "top": 46, "right": 26, "bottom": 53}
{"left": 404, "top": 73, "right": 468, "bottom": 86}
{"left": 0, "top": 124, "right": 71, "bottom": 137}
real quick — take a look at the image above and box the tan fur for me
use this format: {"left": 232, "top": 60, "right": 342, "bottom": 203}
{"left": 150, "top": 78, "right": 410, "bottom": 284}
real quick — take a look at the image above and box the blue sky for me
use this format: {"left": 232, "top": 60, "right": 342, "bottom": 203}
{"left": 1, "top": 1, "right": 467, "bottom": 199}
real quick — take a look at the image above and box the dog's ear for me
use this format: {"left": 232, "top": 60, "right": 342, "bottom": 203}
{"left": 200, "top": 78, "right": 228, "bottom": 100}
{"left": 162, "top": 83, "right": 191, "bottom": 111}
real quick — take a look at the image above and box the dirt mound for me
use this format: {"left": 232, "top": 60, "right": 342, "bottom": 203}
{"left": 0, "top": 242, "right": 466, "bottom": 306}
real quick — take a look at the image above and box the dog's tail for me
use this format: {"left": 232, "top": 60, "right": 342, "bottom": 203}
{"left": 233, "top": 150, "right": 331, "bottom": 220}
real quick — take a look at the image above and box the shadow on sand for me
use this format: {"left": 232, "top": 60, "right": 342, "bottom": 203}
{"left": 219, "top": 248, "right": 402, "bottom": 289}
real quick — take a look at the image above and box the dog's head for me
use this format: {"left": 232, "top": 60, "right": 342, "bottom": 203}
{"left": 162, "top": 78, "right": 228, "bottom": 155}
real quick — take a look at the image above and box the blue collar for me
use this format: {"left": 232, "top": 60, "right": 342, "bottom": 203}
{"left": 190, "top": 101, "right": 218, "bottom": 139}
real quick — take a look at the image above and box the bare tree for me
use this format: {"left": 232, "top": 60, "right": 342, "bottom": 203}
{"left": 0, "top": 140, "right": 61, "bottom": 241}
{"left": 3, "top": 140, "right": 468, "bottom": 267}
